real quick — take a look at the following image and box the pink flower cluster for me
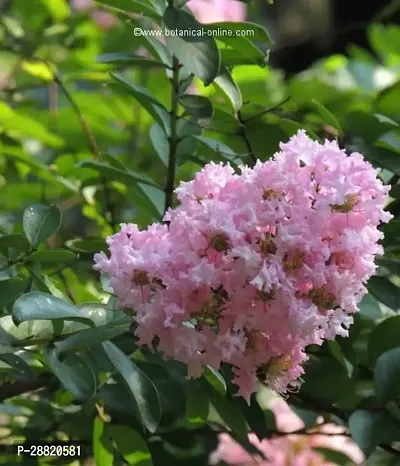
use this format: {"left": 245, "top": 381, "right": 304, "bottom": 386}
{"left": 71, "top": 0, "right": 118, "bottom": 31}
{"left": 187, "top": 0, "right": 246, "bottom": 23}
{"left": 210, "top": 398, "right": 364, "bottom": 465}
{"left": 94, "top": 131, "right": 391, "bottom": 400}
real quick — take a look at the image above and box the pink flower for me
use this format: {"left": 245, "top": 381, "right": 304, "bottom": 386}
{"left": 91, "top": 10, "right": 119, "bottom": 30}
{"left": 94, "top": 131, "right": 392, "bottom": 401}
{"left": 209, "top": 398, "right": 364, "bottom": 465}
{"left": 71, "top": 0, "right": 94, "bottom": 12}
{"left": 187, "top": 0, "right": 246, "bottom": 23}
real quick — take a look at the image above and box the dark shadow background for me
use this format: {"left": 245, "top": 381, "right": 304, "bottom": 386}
{"left": 257, "top": 0, "right": 400, "bottom": 74}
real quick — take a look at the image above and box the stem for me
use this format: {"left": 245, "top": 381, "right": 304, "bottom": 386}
{"left": 238, "top": 110, "right": 257, "bottom": 165}
{"left": 54, "top": 73, "right": 100, "bottom": 160}
{"left": 243, "top": 95, "right": 291, "bottom": 124}
{"left": 54, "top": 72, "right": 116, "bottom": 232}
{"left": 0, "top": 372, "right": 54, "bottom": 403}
{"left": 164, "top": 56, "right": 180, "bottom": 215}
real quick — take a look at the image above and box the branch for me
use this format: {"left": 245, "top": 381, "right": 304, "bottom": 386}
{"left": 53, "top": 73, "right": 100, "bottom": 160}
{"left": 164, "top": 56, "right": 180, "bottom": 215}
{"left": 243, "top": 95, "right": 291, "bottom": 124}
{"left": 54, "top": 72, "right": 116, "bottom": 232}
{"left": 0, "top": 372, "right": 54, "bottom": 403}
{"left": 238, "top": 110, "right": 257, "bottom": 165}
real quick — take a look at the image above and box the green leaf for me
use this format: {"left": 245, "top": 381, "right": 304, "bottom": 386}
{"left": 0, "top": 353, "right": 35, "bottom": 380}
{"left": 313, "top": 447, "right": 354, "bottom": 466}
{"left": 374, "top": 348, "right": 400, "bottom": 404}
{"left": 190, "top": 135, "right": 236, "bottom": 156}
{"left": 135, "top": 361, "right": 186, "bottom": 426}
{"left": 203, "top": 380, "right": 248, "bottom": 440}
{"left": 23, "top": 205, "right": 61, "bottom": 247}
{"left": 203, "top": 365, "right": 226, "bottom": 396}
{"left": 210, "top": 29, "right": 267, "bottom": 66}
{"left": 12, "top": 292, "right": 93, "bottom": 327}
{"left": 180, "top": 95, "right": 213, "bottom": 119}
{"left": 359, "top": 293, "right": 382, "bottom": 320}
{"left": 127, "top": 18, "right": 172, "bottom": 67}
{"left": 214, "top": 67, "right": 243, "bottom": 113}
{"left": 0, "top": 234, "right": 30, "bottom": 258}
{"left": 110, "top": 73, "right": 170, "bottom": 132}
{"left": 93, "top": 416, "right": 114, "bottom": 466}
{"left": 149, "top": 123, "right": 169, "bottom": 166}
{"left": 0, "top": 102, "right": 64, "bottom": 147}
{"left": 185, "top": 379, "right": 209, "bottom": 424}
{"left": 27, "top": 249, "right": 77, "bottom": 263}
{"left": 39, "top": 0, "right": 70, "bottom": 20}
{"left": 109, "top": 425, "right": 153, "bottom": 466}
{"left": 235, "top": 395, "right": 276, "bottom": 441}
{"left": 78, "top": 160, "right": 161, "bottom": 189}
{"left": 376, "top": 259, "right": 400, "bottom": 276}
{"left": 102, "top": 341, "right": 161, "bottom": 433}
{"left": 369, "top": 316, "right": 400, "bottom": 366}
{"left": 137, "top": 183, "right": 166, "bottom": 218}
{"left": 300, "top": 355, "right": 356, "bottom": 404}
{"left": 47, "top": 348, "right": 96, "bottom": 400}
{"left": 368, "top": 276, "right": 400, "bottom": 310}
{"left": 349, "top": 410, "right": 400, "bottom": 456}
{"left": 97, "top": 53, "right": 169, "bottom": 69}
{"left": 162, "top": 6, "right": 221, "bottom": 85}
{"left": 96, "top": 0, "right": 160, "bottom": 19}
{"left": 0, "top": 279, "right": 26, "bottom": 308}
{"left": 348, "top": 142, "right": 400, "bottom": 175}
{"left": 55, "top": 326, "right": 128, "bottom": 354}
{"left": 311, "top": 99, "right": 342, "bottom": 133}
{"left": 65, "top": 238, "right": 107, "bottom": 254}
{"left": 376, "top": 131, "right": 400, "bottom": 154}
{"left": 290, "top": 406, "right": 318, "bottom": 429}
{"left": 208, "top": 21, "right": 271, "bottom": 43}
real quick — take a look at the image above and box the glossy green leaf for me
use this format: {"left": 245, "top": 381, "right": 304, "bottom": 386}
{"left": 369, "top": 316, "right": 400, "bottom": 366}
{"left": 23, "top": 205, "right": 61, "bottom": 247}
{"left": 311, "top": 99, "right": 342, "bottom": 133}
{"left": 162, "top": 6, "right": 221, "bottom": 85}
{"left": 97, "top": 53, "right": 169, "bottom": 68}
{"left": 209, "top": 21, "right": 271, "bottom": 43}
{"left": 214, "top": 67, "right": 243, "bottom": 113}
{"left": 39, "top": 0, "right": 70, "bottom": 20}
{"left": 102, "top": 341, "right": 161, "bottom": 433}
{"left": 47, "top": 348, "right": 96, "bottom": 400}
{"left": 203, "top": 380, "right": 248, "bottom": 440}
{"left": 368, "top": 276, "right": 400, "bottom": 310}
{"left": 97, "top": 0, "right": 160, "bottom": 19}
{"left": 0, "top": 234, "right": 31, "bottom": 257}
{"left": 12, "top": 292, "right": 93, "bottom": 327}
{"left": 135, "top": 360, "right": 186, "bottom": 426}
{"left": 109, "top": 425, "right": 153, "bottom": 466}
{"left": 55, "top": 326, "right": 128, "bottom": 354}
{"left": 110, "top": 73, "right": 170, "bottom": 132}
{"left": 180, "top": 94, "right": 213, "bottom": 119}
{"left": 185, "top": 379, "right": 209, "bottom": 424}
{"left": 78, "top": 160, "right": 161, "bottom": 189}
{"left": 27, "top": 249, "right": 77, "bottom": 263}
{"left": 300, "top": 355, "right": 356, "bottom": 404}
{"left": 203, "top": 365, "right": 227, "bottom": 396}
{"left": 374, "top": 348, "right": 400, "bottom": 404}
{"left": 64, "top": 238, "right": 107, "bottom": 254}
{"left": 149, "top": 123, "right": 169, "bottom": 166}
{"left": 93, "top": 416, "right": 114, "bottom": 466}
{"left": 349, "top": 410, "right": 400, "bottom": 456}
{"left": 0, "top": 353, "right": 35, "bottom": 380}
{"left": 0, "top": 278, "right": 26, "bottom": 307}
